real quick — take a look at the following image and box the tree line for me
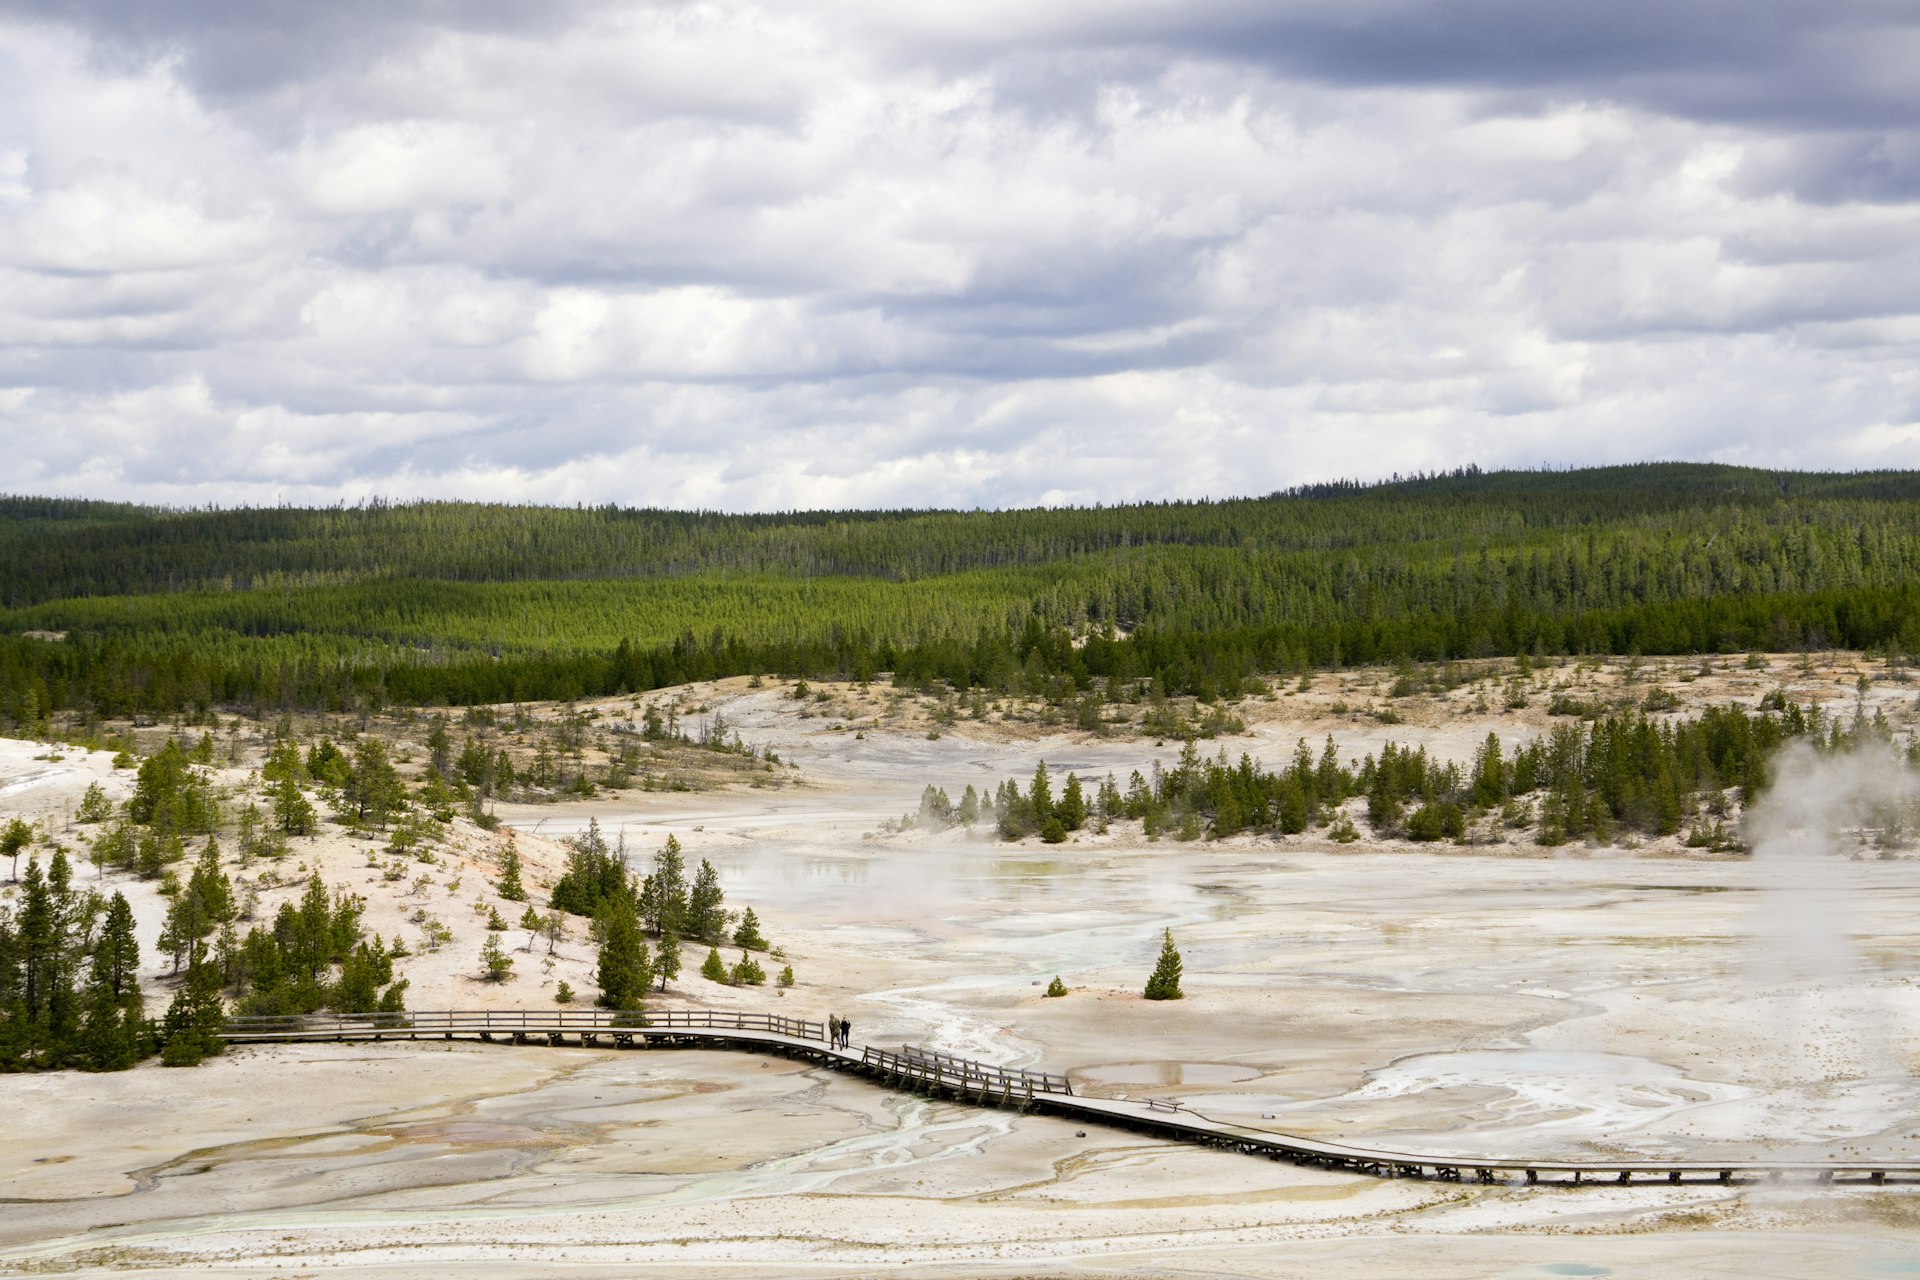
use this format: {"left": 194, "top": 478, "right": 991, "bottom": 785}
{"left": 971, "top": 699, "right": 1850, "bottom": 848}
{"left": 8, "top": 464, "right": 1920, "bottom": 723}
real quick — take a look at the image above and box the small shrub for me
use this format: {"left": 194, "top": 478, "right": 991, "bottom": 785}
{"left": 1045, "top": 975, "right": 1067, "bottom": 998}
{"left": 1405, "top": 802, "right": 1465, "bottom": 842}
{"left": 731, "top": 952, "right": 766, "bottom": 985}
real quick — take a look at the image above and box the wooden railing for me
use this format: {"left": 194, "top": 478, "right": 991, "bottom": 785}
{"left": 865, "top": 1044, "right": 1074, "bottom": 1098}
{"left": 223, "top": 1008, "right": 826, "bottom": 1042}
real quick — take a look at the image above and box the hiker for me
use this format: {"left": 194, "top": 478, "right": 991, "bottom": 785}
{"left": 829, "top": 1014, "right": 841, "bottom": 1047}
{"left": 840, "top": 1016, "right": 852, "bottom": 1049}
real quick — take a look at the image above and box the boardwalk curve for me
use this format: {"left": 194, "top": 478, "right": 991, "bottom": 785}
{"left": 222, "top": 1009, "right": 1919, "bottom": 1189}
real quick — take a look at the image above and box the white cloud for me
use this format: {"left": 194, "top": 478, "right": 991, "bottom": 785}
{"left": 1, "top": 3, "right": 1917, "bottom": 510}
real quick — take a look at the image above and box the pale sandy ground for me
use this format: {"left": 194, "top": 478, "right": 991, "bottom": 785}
{"left": 4, "top": 656, "right": 1920, "bottom": 1278}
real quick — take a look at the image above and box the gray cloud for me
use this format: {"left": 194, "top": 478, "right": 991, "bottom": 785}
{"left": 0, "top": 1, "right": 1917, "bottom": 509}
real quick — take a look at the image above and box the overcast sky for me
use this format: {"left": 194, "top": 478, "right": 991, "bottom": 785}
{"left": 4, "top": 1, "right": 1919, "bottom": 510}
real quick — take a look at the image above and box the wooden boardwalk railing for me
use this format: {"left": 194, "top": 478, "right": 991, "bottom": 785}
{"left": 220, "top": 1009, "right": 1920, "bottom": 1189}
{"left": 864, "top": 1044, "right": 1072, "bottom": 1104}
{"left": 223, "top": 1008, "right": 825, "bottom": 1044}
{"left": 894, "top": 1043, "right": 1073, "bottom": 1096}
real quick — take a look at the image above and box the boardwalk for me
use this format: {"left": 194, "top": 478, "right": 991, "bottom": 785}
{"left": 222, "top": 1009, "right": 1920, "bottom": 1188}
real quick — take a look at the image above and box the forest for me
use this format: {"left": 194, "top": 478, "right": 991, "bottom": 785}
{"left": 6, "top": 463, "right": 1920, "bottom": 721}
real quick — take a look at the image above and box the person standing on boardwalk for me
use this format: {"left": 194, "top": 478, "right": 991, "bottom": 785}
{"left": 840, "top": 1016, "right": 852, "bottom": 1049}
{"left": 828, "top": 1014, "right": 841, "bottom": 1048}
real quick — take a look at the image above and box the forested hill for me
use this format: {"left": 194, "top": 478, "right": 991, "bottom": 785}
{"left": 5, "top": 463, "right": 1920, "bottom": 719}
{"left": 7, "top": 462, "right": 1919, "bottom": 606}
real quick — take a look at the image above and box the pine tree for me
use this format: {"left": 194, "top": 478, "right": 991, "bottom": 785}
{"left": 700, "top": 946, "right": 727, "bottom": 983}
{"left": 653, "top": 923, "right": 680, "bottom": 990}
{"left": 4, "top": 817, "right": 34, "bottom": 881}
{"left": 1029, "top": 761, "right": 1054, "bottom": 827}
{"left": 1143, "top": 929, "right": 1184, "bottom": 1001}
{"left": 730, "top": 951, "right": 766, "bottom": 985}
{"left": 343, "top": 737, "right": 406, "bottom": 830}
{"left": 686, "top": 858, "right": 726, "bottom": 943}
{"left": 1058, "top": 774, "right": 1086, "bottom": 831}
{"left": 641, "top": 835, "right": 687, "bottom": 935}
{"left": 1045, "top": 975, "right": 1067, "bottom": 997}
{"left": 426, "top": 714, "right": 453, "bottom": 779}
{"left": 732, "top": 907, "right": 766, "bottom": 951}
{"left": 497, "top": 843, "right": 527, "bottom": 902}
{"left": 77, "top": 783, "right": 113, "bottom": 824}
{"left": 479, "top": 934, "right": 514, "bottom": 983}
{"left": 271, "top": 776, "right": 317, "bottom": 836}
{"left": 11, "top": 855, "right": 83, "bottom": 1067}
{"left": 161, "top": 955, "right": 225, "bottom": 1066}
{"left": 160, "top": 841, "right": 234, "bottom": 973}
{"left": 594, "top": 897, "right": 649, "bottom": 1009}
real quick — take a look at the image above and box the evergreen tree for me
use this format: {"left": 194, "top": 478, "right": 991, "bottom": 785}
{"left": 79, "top": 895, "right": 149, "bottom": 1071}
{"left": 9, "top": 855, "right": 83, "bottom": 1067}
{"left": 306, "top": 739, "right": 351, "bottom": 788}
{"left": 1143, "top": 929, "right": 1184, "bottom": 1001}
{"left": 129, "top": 740, "right": 218, "bottom": 834}
{"left": 686, "top": 858, "right": 726, "bottom": 943}
{"left": 641, "top": 834, "right": 688, "bottom": 935}
{"left": 653, "top": 923, "right": 681, "bottom": 990}
{"left": 1045, "top": 975, "right": 1067, "bottom": 997}
{"left": 1029, "top": 761, "right": 1054, "bottom": 827}
{"left": 550, "top": 818, "right": 633, "bottom": 918}
{"left": 271, "top": 776, "right": 317, "bottom": 836}
{"left": 261, "top": 740, "right": 305, "bottom": 784}
{"left": 343, "top": 737, "right": 406, "bottom": 829}
{"left": 3, "top": 817, "right": 33, "bottom": 881}
{"left": 730, "top": 951, "right": 766, "bottom": 985}
{"left": 732, "top": 907, "right": 767, "bottom": 951}
{"left": 1469, "top": 733, "right": 1508, "bottom": 808}
{"left": 1058, "top": 774, "right": 1086, "bottom": 831}
{"left": 426, "top": 714, "right": 453, "bottom": 778}
{"left": 76, "top": 782, "right": 113, "bottom": 824}
{"left": 160, "top": 841, "right": 234, "bottom": 973}
{"left": 497, "top": 843, "right": 527, "bottom": 902}
{"left": 479, "top": 934, "right": 513, "bottom": 983}
{"left": 700, "top": 946, "right": 727, "bottom": 983}
{"left": 90, "top": 821, "right": 136, "bottom": 877}
{"left": 594, "top": 896, "right": 649, "bottom": 1009}
{"left": 160, "top": 955, "right": 225, "bottom": 1066}
{"left": 332, "top": 941, "right": 394, "bottom": 1011}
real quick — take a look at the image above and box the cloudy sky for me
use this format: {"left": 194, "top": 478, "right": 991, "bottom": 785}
{"left": 4, "top": 1, "right": 1919, "bottom": 509}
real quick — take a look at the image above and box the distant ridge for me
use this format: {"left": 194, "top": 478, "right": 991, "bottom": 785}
{"left": 4, "top": 462, "right": 1920, "bottom": 716}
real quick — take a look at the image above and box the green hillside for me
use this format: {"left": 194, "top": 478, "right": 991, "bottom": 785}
{"left": 5, "top": 463, "right": 1920, "bottom": 720}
